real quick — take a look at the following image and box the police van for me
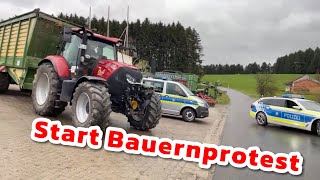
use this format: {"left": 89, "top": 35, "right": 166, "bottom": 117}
{"left": 250, "top": 95, "right": 320, "bottom": 136}
{"left": 142, "top": 78, "right": 209, "bottom": 122}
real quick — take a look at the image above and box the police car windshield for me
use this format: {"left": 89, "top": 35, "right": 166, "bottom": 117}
{"left": 297, "top": 100, "right": 320, "bottom": 112}
{"left": 179, "top": 83, "right": 194, "bottom": 96}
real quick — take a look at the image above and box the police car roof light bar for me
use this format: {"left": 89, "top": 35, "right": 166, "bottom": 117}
{"left": 282, "top": 94, "right": 305, "bottom": 99}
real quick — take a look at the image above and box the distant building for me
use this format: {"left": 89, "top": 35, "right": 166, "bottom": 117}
{"left": 285, "top": 75, "right": 320, "bottom": 94}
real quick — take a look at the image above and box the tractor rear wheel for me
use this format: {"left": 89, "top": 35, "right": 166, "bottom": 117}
{"left": 128, "top": 92, "right": 161, "bottom": 131}
{"left": 0, "top": 72, "right": 10, "bottom": 93}
{"left": 32, "top": 63, "right": 67, "bottom": 116}
{"left": 71, "top": 82, "right": 112, "bottom": 129}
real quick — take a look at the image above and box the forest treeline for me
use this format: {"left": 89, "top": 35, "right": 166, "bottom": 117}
{"left": 54, "top": 13, "right": 320, "bottom": 75}
{"left": 57, "top": 13, "right": 203, "bottom": 74}
{"left": 204, "top": 47, "right": 320, "bottom": 74}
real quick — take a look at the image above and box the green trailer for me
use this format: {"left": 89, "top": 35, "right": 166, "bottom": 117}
{"left": 0, "top": 9, "right": 79, "bottom": 91}
{"left": 182, "top": 73, "right": 199, "bottom": 92}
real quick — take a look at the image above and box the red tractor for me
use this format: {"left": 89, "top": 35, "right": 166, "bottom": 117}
{"left": 32, "top": 27, "right": 162, "bottom": 131}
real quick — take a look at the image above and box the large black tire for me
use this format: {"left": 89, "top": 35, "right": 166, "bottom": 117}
{"left": 182, "top": 108, "right": 196, "bottom": 122}
{"left": 256, "top": 112, "right": 268, "bottom": 126}
{"left": 32, "top": 63, "right": 67, "bottom": 116}
{"left": 71, "top": 82, "right": 112, "bottom": 129}
{"left": 313, "top": 120, "right": 320, "bottom": 137}
{"left": 128, "top": 92, "right": 162, "bottom": 131}
{"left": 0, "top": 72, "right": 10, "bottom": 93}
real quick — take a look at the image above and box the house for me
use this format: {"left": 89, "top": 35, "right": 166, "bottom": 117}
{"left": 285, "top": 75, "right": 320, "bottom": 94}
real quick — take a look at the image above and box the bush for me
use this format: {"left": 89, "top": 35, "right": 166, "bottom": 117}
{"left": 316, "top": 94, "right": 320, "bottom": 103}
{"left": 255, "top": 74, "right": 277, "bottom": 97}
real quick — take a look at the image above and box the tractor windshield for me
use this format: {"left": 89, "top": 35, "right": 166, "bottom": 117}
{"left": 62, "top": 35, "right": 117, "bottom": 67}
{"left": 86, "top": 38, "right": 117, "bottom": 61}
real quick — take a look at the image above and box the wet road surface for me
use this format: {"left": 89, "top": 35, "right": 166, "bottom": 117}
{"left": 214, "top": 88, "right": 320, "bottom": 180}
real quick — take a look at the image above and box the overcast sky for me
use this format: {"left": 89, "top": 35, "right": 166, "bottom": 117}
{"left": 0, "top": 0, "right": 319, "bottom": 65}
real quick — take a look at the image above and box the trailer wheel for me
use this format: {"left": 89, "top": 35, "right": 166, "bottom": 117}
{"left": 128, "top": 92, "right": 161, "bottom": 131}
{"left": 72, "top": 82, "right": 112, "bottom": 128}
{"left": 0, "top": 72, "right": 10, "bottom": 93}
{"left": 32, "top": 63, "right": 67, "bottom": 116}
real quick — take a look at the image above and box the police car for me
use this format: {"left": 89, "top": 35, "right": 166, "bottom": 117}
{"left": 142, "top": 78, "right": 209, "bottom": 122}
{"left": 250, "top": 94, "right": 320, "bottom": 136}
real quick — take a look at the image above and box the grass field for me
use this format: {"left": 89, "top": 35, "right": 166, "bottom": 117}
{"left": 202, "top": 74, "right": 319, "bottom": 101}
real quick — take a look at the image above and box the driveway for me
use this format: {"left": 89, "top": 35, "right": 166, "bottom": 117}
{"left": 214, "top": 88, "right": 320, "bottom": 180}
{"left": 0, "top": 85, "right": 228, "bottom": 180}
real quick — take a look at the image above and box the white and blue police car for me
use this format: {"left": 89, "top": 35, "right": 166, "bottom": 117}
{"left": 250, "top": 94, "right": 320, "bottom": 136}
{"left": 142, "top": 78, "right": 209, "bottom": 122}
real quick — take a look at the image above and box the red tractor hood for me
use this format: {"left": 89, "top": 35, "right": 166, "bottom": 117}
{"left": 93, "top": 59, "right": 138, "bottom": 80}
{"left": 97, "top": 59, "right": 137, "bottom": 69}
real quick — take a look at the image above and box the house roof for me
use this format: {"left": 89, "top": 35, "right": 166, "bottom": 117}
{"left": 284, "top": 75, "right": 320, "bottom": 85}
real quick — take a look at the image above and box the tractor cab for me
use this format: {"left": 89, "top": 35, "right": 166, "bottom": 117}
{"left": 61, "top": 28, "right": 123, "bottom": 77}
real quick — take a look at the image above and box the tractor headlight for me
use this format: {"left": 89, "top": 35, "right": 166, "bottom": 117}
{"left": 126, "top": 74, "right": 136, "bottom": 84}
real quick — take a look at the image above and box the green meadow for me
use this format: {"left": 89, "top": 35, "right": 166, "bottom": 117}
{"left": 202, "top": 74, "right": 319, "bottom": 101}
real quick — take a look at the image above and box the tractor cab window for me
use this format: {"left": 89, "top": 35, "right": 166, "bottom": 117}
{"left": 86, "top": 39, "right": 116, "bottom": 61}
{"left": 61, "top": 35, "right": 82, "bottom": 67}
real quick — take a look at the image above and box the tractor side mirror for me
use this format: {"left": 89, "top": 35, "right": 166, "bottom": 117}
{"left": 63, "top": 28, "right": 72, "bottom": 43}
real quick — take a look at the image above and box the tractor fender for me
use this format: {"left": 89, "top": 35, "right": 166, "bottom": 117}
{"left": 75, "top": 76, "right": 108, "bottom": 88}
{"left": 60, "top": 76, "right": 108, "bottom": 103}
{"left": 39, "top": 55, "right": 70, "bottom": 79}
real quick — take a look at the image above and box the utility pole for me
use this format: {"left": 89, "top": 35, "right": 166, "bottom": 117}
{"left": 88, "top": 6, "right": 92, "bottom": 29}
{"left": 107, "top": 5, "right": 110, "bottom": 36}
{"left": 126, "top": 5, "right": 129, "bottom": 48}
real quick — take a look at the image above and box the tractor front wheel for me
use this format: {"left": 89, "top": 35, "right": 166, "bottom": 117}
{"left": 71, "top": 82, "right": 112, "bottom": 129}
{"left": 128, "top": 92, "right": 161, "bottom": 131}
{"left": 0, "top": 72, "right": 10, "bottom": 93}
{"left": 32, "top": 63, "right": 67, "bottom": 116}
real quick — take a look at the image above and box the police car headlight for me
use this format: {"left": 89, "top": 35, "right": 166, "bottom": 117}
{"left": 198, "top": 102, "right": 206, "bottom": 107}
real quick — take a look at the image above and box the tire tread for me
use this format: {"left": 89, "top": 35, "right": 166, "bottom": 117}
{"left": 128, "top": 93, "right": 161, "bottom": 131}
{"left": 32, "top": 63, "right": 67, "bottom": 116}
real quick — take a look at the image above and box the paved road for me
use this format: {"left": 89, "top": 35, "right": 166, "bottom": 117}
{"left": 214, "top": 88, "right": 320, "bottom": 180}
{"left": 0, "top": 86, "right": 228, "bottom": 180}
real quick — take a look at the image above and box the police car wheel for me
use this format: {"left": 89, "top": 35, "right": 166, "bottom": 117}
{"left": 316, "top": 120, "right": 320, "bottom": 136}
{"left": 256, "top": 112, "right": 268, "bottom": 126}
{"left": 182, "top": 108, "right": 196, "bottom": 122}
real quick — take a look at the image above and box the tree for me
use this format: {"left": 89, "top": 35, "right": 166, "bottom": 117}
{"left": 272, "top": 47, "right": 320, "bottom": 74}
{"left": 245, "top": 62, "right": 260, "bottom": 74}
{"left": 57, "top": 13, "right": 204, "bottom": 75}
{"left": 260, "top": 62, "right": 269, "bottom": 73}
{"left": 310, "top": 48, "right": 320, "bottom": 74}
{"left": 255, "top": 74, "right": 277, "bottom": 97}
